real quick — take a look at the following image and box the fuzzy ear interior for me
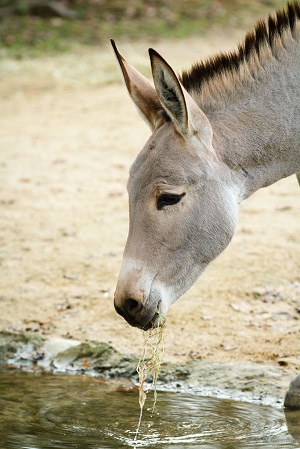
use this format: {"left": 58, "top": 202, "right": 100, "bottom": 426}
{"left": 149, "top": 48, "right": 213, "bottom": 149}
{"left": 149, "top": 48, "right": 188, "bottom": 134}
{"left": 111, "top": 40, "right": 163, "bottom": 130}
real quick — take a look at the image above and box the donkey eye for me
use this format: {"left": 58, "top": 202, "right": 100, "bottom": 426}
{"left": 157, "top": 193, "right": 186, "bottom": 210}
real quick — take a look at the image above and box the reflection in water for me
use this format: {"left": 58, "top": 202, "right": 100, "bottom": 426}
{"left": 285, "top": 409, "right": 300, "bottom": 446}
{"left": 0, "top": 370, "right": 299, "bottom": 449}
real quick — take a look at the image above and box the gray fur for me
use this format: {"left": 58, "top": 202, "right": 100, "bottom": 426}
{"left": 112, "top": 10, "right": 300, "bottom": 330}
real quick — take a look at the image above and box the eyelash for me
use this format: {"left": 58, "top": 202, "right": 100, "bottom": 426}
{"left": 157, "top": 193, "right": 186, "bottom": 210}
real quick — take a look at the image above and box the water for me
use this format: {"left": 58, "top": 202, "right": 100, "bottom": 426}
{"left": 0, "top": 370, "right": 299, "bottom": 449}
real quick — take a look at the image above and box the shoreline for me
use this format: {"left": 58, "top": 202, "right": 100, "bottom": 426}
{"left": 0, "top": 331, "right": 296, "bottom": 409}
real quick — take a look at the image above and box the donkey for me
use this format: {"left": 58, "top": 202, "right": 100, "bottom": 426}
{"left": 112, "top": 4, "right": 300, "bottom": 332}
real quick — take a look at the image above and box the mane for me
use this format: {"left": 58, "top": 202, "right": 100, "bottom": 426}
{"left": 180, "top": 3, "right": 300, "bottom": 101}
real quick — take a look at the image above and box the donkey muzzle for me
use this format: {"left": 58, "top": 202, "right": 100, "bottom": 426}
{"left": 114, "top": 289, "right": 160, "bottom": 330}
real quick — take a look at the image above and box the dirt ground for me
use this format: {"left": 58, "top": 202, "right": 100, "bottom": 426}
{"left": 0, "top": 29, "right": 299, "bottom": 383}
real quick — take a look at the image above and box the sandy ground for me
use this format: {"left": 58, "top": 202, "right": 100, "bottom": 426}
{"left": 0, "top": 30, "right": 299, "bottom": 386}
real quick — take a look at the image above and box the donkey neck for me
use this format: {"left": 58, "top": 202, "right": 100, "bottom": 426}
{"left": 180, "top": 7, "right": 300, "bottom": 201}
{"left": 204, "top": 43, "right": 300, "bottom": 200}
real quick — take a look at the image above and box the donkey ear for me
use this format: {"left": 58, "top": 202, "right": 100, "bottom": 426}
{"left": 149, "top": 48, "right": 213, "bottom": 147}
{"left": 149, "top": 48, "right": 188, "bottom": 133}
{"left": 111, "top": 40, "right": 162, "bottom": 130}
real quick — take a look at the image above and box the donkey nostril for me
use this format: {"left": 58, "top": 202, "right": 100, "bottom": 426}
{"left": 125, "top": 298, "right": 141, "bottom": 314}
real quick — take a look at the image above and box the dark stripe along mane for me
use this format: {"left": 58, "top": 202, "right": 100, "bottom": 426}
{"left": 180, "top": 2, "right": 300, "bottom": 92}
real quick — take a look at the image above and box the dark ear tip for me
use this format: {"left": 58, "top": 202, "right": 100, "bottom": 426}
{"left": 111, "top": 39, "right": 118, "bottom": 53}
{"left": 148, "top": 48, "right": 160, "bottom": 60}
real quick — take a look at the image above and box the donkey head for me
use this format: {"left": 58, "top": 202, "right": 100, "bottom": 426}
{"left": 112, "top": 41, "right": 238, "bottom": 330}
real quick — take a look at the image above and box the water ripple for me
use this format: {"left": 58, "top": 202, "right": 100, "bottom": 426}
{"left": 0, "top": 371, "right": 299, "bottom": 449}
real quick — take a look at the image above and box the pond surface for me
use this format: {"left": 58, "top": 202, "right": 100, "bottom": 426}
{"left": 0, "top": 370, "right": 299, "bottom": 449}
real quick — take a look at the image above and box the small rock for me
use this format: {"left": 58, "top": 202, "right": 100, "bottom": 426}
{"left": 278, "top": 360, "right": 288, "bottom": 367}
{"left": 63, "top": 273, "right": 78, "bottom": 280}
{"left": 230, "top": 303, "right": 241, "bottom": 312}
{"left": 201, "top": 315, "right": 213, "bottom": 321}
{"left": 220, "top": 343, "right": 237, "bottom": 351}
{"left": 284, "top": 374, "right": 300, "bottom": 409}
{"left": 242, "top": 379, "right": 259, "bottom": 392}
